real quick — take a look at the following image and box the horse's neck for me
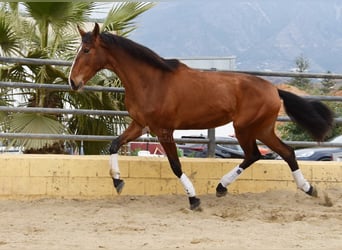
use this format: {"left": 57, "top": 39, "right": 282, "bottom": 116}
{"left": 109, "top": 56, "right": 165, "bottom": 116}
{"left": 107, "top": 51, "right": 162, "bottom": 93}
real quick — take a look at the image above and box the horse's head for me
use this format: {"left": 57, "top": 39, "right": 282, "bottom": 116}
{"left": 69, "top": 23, "right": 105, "bottom": 91}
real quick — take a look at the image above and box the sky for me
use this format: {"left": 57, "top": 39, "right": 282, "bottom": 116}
{"left": 90, "top": 2, "right": 115, "bottom": 19}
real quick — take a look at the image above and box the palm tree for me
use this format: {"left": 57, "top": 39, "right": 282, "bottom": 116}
{"left": 0, "top": 2, "right": 155, "bottom": 154}
{"left": 0, "top": 2, "right": 95, "bottom": 152}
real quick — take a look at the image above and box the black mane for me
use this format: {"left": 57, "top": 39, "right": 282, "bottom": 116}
{"left": 86, "top": 31, "right": 180, "bottom": 72}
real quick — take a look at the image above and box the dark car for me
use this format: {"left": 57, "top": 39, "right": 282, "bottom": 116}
{"left": 177, "top": 136, "right": 275, "bottom": 159}
{"left": 292, "top": 135, "right": 342, "bottom": 161}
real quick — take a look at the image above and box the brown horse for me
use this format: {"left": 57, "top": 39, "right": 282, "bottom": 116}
{"left": 69, "top": 23, "right": 333, "bottom": 210}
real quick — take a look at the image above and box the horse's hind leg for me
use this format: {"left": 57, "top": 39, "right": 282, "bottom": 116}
{"left": 258, "top": 131, "right": 317, "bottom": 197}
{"left": 216, "top": 131, "right": 261, "bottom": 197}
{"left": 109, "top": 120, "right": 145, "bottom": 194}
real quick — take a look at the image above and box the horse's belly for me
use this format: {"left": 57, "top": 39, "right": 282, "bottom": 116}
{"left": 172, "top": 109, "right": 233, "bottom": 130}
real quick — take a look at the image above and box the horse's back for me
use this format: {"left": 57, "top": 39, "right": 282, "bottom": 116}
{"left": 178, "top": 68, "right": 280, "bottom": 113}
{"left": 193, "top": 71, "right": 282, "bottom": 137}
{"left": 164, "top": 68, "right": 281, "bottom": 130}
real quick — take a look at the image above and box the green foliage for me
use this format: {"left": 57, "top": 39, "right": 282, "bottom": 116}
{"left": 177, "top": 147, "right": 184, "bottom": 157}
{"left": 102, "top": 2, "right": 156, "bottom": 36}
{"left": 320, "top": 71, "right": 336, "bottom": 94}
{"left": 8, "top": 113, "right": 67, "bottom": 150}
{"left": 278, "top": 122, "right": 313, "bottom": 142}
{"left": 0, "top": 12, "right": 21, "bottom": 56}
{"left": 130, "top": 148, "right": 142, "bottom": 156}
{"left": 287, "top": 55, "right": 311, "bottom": 90}
{"left": 0, "top": 2, "right": 155, "bottom": 154}
{"left": 326, "top": 101, "right": 342, "bottom": 139}
{"left": 279, "top": 121, "right": 342, "bottom": 144}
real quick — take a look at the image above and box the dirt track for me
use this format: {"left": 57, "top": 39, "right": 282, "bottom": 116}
{"left": 0, "top": 188, "right": 341, "bottom": 249}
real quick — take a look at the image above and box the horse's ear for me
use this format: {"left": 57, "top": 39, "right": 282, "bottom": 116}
{"left": 93, "top": 23, "right": 100, "bottom": 38}
{"left": 77, "top": 25, "right": 86, "bottom": 37}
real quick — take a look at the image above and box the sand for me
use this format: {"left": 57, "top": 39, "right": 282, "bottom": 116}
{"left": 0, "top": 188, "right": 341, "bottom": 250}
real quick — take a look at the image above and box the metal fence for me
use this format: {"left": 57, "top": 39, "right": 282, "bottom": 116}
{"left": 1, "top": 56, "right": 342, "bottom": 155}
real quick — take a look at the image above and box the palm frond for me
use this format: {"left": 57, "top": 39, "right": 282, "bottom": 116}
{"left": 70, "top": 115, "right": 114, "bottom": 155}
{"left": 0, "top": 87, "right": 13, "bottom": 126}
{"left": 0, "top": 12, "right": 21, "bottom": 56}
{"left": 24, "top": 2, "right": 96, "bottom": 28}
{"left": 52, "top": 30, "right": 80, "bottom": 60}
{"left": 102, "top": 2, "right": 155, "bottom": 36}
{"left": 8, "top": 113, "right": 68, "bottom": 149}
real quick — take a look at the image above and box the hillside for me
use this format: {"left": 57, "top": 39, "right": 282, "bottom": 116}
{"left": 131, "top": 0, "right": 342, "bottom": 73}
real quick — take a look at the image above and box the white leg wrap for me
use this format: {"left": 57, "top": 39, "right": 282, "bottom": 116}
{"left": 292, "top": 169, "right": 311, "bottom": 192}
{"left": 180, "top": 173, "right": 196, "bottom": 197}
{"left": 220, "top": 165, "right": 244, "bottom": 187}
{"left": 109, "top": 154, "right": 120, "bottom": 179}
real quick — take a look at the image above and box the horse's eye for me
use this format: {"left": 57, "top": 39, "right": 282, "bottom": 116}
{"left": 83, "top": 48, "right": 90, "bottom": 54}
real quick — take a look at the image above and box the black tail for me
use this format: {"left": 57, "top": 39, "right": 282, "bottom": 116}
{"left": 278, "top": 89, "right": 334, "bottom": 141}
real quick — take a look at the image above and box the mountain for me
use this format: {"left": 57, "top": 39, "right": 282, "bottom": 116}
{"left": 130, "top": 0, "right": 342, "bottom": 73}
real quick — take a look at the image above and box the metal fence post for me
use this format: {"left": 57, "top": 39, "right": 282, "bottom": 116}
{"left": 207, "top": 128, "right": 216, "bottom": 157}
{"left": 80, "top": 141, "right": 84, "bottom": 155}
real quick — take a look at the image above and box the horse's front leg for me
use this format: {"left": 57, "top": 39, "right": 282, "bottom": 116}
{"left": 109, "top": 120, "right": 145, "bottom": 194}
{"left": 157, "top": 129, "right": 201, "bottom": 211}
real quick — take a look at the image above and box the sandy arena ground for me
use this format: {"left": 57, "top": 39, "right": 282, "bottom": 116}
{"left": 0, "top": 188, "right": 341, "bottom": 250}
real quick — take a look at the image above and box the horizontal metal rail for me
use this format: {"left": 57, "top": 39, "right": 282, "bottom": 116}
{"left": 277, "top": 116, "right": 342, "bottom": 123}
{"left": 0, "top": 81, "right": 125, "bottom": 93}
{"left": 228, "top": 70, "right": 342, "bottom": 79}
{"left": 0, "top": 106, "right": 129, "bottom": 116}
{"left": 0, "top": 132, "right": 341, "bottom": 148}
{"left": 1, "top": 107, "right": 341, "bottom": 124}
{"left": 1, "top": 81, "right": 342, "bottom": 101}
{"left": 2, "top": 56, "right": 342, "bottom": 79}
{"left": 0, "top": 57, "right": 71, "bottom": 66}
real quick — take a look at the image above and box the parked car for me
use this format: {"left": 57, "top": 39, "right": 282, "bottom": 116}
{"left": 292, "top": 135, "right": 342, "bottom": 161}
{"left": 0, "top": 147, "right": 23, "bottom": 154}
{"left": 0, "top": 142, "right": 22, "bottom": 154}
{"left": 177, "top": 136, "right": 275, "bottom": 159}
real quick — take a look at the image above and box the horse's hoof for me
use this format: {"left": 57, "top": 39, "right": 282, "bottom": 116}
{"left": 306, "top": 185, "right": 318, "bottom": 197}
{"left": 216, "top": 183, "right": 227, "bottom": 197}
{"left": 113, "top": 178, "right": 125, "bottom": 194}
{"left": 189, "top": 196, "right": 201, "bottom": 211}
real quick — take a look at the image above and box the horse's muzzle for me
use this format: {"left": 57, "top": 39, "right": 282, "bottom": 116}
{"left": 69, "top": 79, "right": 83, "bottom": 91}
